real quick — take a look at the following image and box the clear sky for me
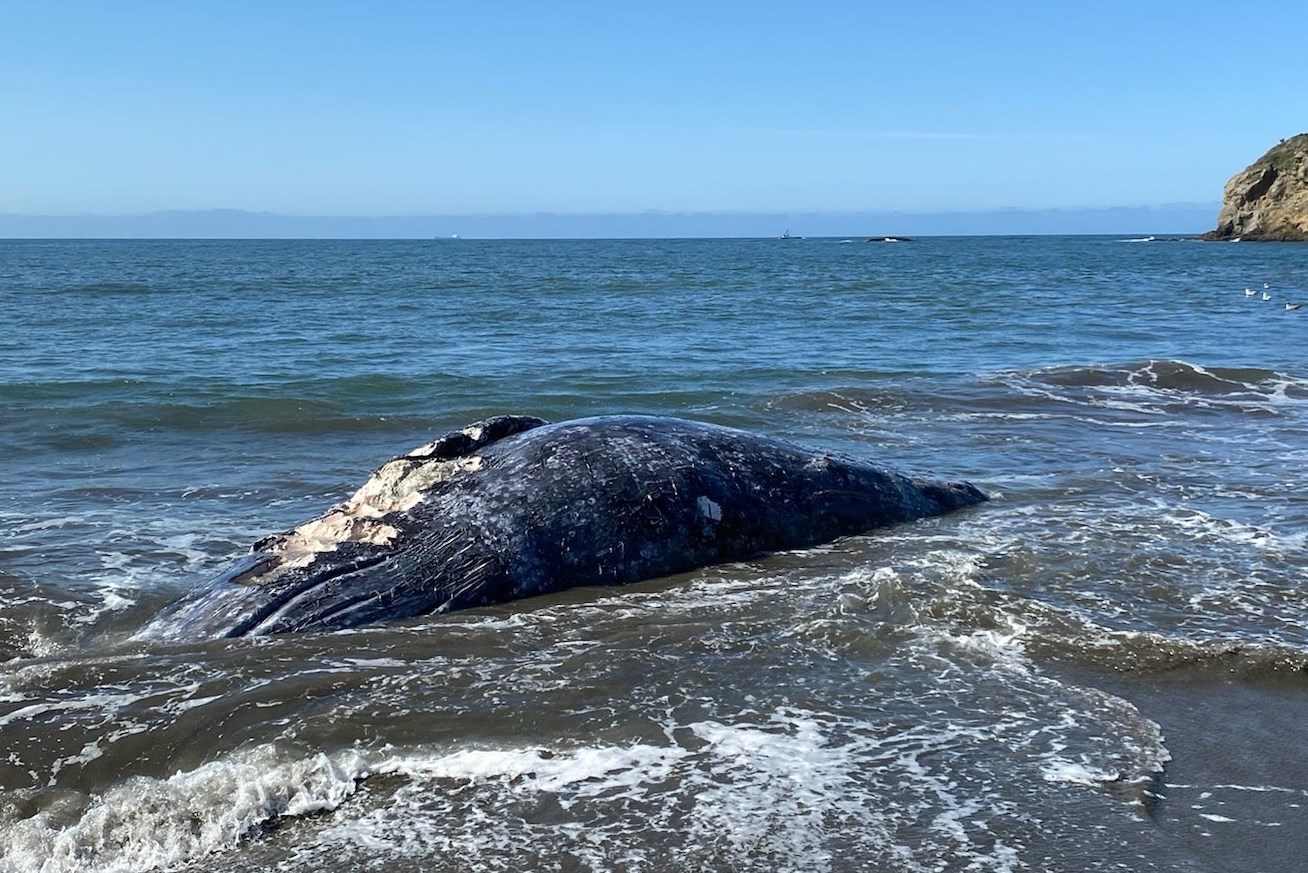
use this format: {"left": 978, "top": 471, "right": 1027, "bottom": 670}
{"left": 2, "top": 1, "right": 1303, "bottom": 217}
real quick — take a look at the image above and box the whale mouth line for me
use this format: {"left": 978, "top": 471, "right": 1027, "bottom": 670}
{"left": 224, "top": 552, "right": 394, "bottom": 637}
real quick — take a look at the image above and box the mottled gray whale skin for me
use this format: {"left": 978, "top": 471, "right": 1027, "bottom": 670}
{"left": 140, "top": 415, "right": 986, "bottom": 640}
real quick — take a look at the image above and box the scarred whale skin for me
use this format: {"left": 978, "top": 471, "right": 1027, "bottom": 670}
{"left": 140, "top": 415, "right": 987, "bottom": 640}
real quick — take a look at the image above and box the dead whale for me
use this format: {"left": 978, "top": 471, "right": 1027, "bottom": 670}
{"left": 139, "top": 415, "right": 987, "bottom": 639}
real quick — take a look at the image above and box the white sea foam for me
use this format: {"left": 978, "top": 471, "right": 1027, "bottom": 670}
{"left": 0, "top": 745, "right": 368, "bottom": 873}
{"left": 0, "top": 551, "right": 1175, "bottom": 873}
{"left": 0, "top": 689, "right": 147, "bottom": 730}
{"left": 1, "top": 693, "right": 1131, "bottom": 873}
{"left": 298, "top": 708, "right": 1033, "bottom": 873}
{"left": 1042, "top": 758, "right": 1120, "bottom": 786}
{"left": 1162, "top": 506, "right": 1308, "bottom": 554}
{"left": 1198, "top": 813, "right": 1237, "bottom": 823}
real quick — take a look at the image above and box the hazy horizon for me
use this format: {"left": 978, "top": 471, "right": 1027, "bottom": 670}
{"left": 0, "top": 203, "right": 1220, "bottom": 239}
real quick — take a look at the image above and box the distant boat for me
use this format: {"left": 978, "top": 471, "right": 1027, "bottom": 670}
{"left": 779, "top": 230, "right": 802, "bottom": 240}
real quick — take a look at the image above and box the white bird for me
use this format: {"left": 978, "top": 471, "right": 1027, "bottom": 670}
{"left": 1245, "top": 288, "right": 1256, "bottom": 297}
{"left": 1263, "top": 292, "right": 1272, "bottom": 301}
{"left": 1265, "top": 282, "right": 1271, "bottom": 289}
{"left": 1287, "top": 303, "right": 1302, "bottom": 311}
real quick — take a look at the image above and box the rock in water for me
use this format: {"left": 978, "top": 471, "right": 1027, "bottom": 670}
{"left": 1203, "top": 133, "right": 1308, "bottom": 241}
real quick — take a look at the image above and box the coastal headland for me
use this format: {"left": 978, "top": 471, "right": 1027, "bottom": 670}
{"left": 1203, "top": 133, "right": 1308, "bottom": 241}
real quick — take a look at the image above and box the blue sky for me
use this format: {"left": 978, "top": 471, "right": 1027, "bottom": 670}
{"left": 2, "top": 1, "right": 1303, "bottom": 217}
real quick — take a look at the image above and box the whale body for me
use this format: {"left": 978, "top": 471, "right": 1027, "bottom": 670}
{"left": 140, "top": 415, "right": 987, "bottom": 640}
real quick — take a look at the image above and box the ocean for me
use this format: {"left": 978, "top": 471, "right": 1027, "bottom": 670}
{"left": 1, "top": 235, "right": 1305, "bottom": 872}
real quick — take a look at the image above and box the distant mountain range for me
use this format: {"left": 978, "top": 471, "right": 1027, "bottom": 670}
{"left": 0, "top": 205, "right": 1220, "bottom": 239}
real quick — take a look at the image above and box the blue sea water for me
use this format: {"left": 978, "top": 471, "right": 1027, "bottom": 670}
{"left": 1, "top": 236, "right": 1306, "bottom": 872}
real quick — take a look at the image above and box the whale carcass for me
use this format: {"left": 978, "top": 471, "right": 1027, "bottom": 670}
{"left": 140, "top": 415, "right": 987, "bottom": 640}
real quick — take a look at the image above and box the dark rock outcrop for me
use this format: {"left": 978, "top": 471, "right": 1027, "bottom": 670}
{"left": 1203, "top": 134, "right": 1308, "bottom": 241}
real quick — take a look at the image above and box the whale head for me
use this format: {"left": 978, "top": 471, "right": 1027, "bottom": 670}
{"left": 136, "top": 416, "right": 545, "bottom": 641}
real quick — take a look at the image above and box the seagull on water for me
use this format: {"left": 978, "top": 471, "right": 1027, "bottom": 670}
{"left": 1287, "top": 303, "right": 1302, "bottom": 311}
{"left": 1245, "top": 288, "right": 1256, "bottom": 297}
{"left": 1263, "top": 291, "right": 1273, "bottom": 301}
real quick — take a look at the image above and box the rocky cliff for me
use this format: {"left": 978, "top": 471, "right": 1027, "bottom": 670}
{"left": 1203, "top": 134, "right": 1308, "bottom": 241}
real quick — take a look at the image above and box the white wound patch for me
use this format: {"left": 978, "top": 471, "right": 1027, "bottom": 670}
{"left": 351, "top": 454, "right": 484, "bottom": 515}
{"left": 262, "top": 449, "right": 485, "bottom": 574}
{"left": 697, "top": 496, "right": 723, "bottom": 522}
{"left": 404, "top": 423, "right": 489, "bottom": 460}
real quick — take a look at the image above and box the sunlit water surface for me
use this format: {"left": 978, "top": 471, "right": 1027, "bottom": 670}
{"left": 1, "top": 236, "right": 1306, "bottom": 872}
